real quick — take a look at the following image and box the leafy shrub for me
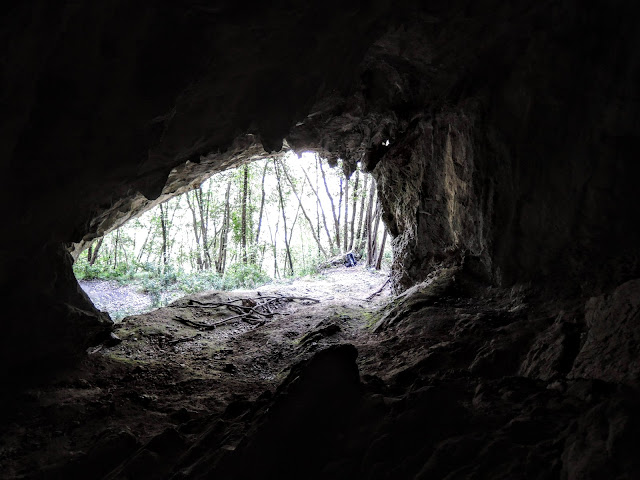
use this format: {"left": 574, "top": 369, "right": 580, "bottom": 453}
{"left": 222, "top": 263, "right": 271, "bottom": 290}
{"left": 177, "top": 270, "right": 224, "bottom": 294}
{"left": 296, "top": 255, "right": 323, "bottom": 277}
{"left": 74, "top": 262, "right": 105, "bottom": 280}
{"left": 140, "top": 267, "right": 181, "bottom": 307}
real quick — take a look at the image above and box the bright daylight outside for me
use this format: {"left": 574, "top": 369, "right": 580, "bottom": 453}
{"left": 74, "top": 152, "right": 393, "bottom": 321}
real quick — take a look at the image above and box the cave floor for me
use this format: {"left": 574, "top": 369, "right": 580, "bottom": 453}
{"left": 2, "top": 266, "right": 638, "bottom": 479}
{"left": 0, "top": 266, "right": 392, "bottom": 478}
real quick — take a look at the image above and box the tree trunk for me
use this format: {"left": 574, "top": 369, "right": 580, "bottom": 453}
{"left": 375, "top": 225, "right": 388, "bottom": 270}
{"left": 241, "top": 164, "right": 249, "bottom": 264}
{"left": 349, "top": 167, "right": 359, "bottom": 251}
{"left": 136, "top": 223, "right": 153, "bottom": 263}
{"left": 367, "top": 197, "right": 381, "bottom": 268}
{"left": 253, "top": 161, "right": 268, "bottom": 261}
{"left": 266, "top": 210, "right": 280, "bottom": 278}
{"left": 216, "top": 181, "right": 232, "bottom": 274}
{"left": 343, "top": 175, "right": 349, "bottom": 252}
{"left": 159, "top": 203, "right": 168, "bottom": 268}
{"left": 113, "top": 228, "right": 120, "bottom": 269}
{"left": 196, "top": 186, "right": 212, "bottom": 269}
{"left": 89, "top": 237, "right": 103, "bottom": 265}
{"left": 338, "top": 176, "right": 343, "bottom": 240}
{"left": 318, "top": 157, "right": 341, "bottom": 250}
{"left": 355, "top": 173, "right": 369, "bottom": 253}
{"left": 280, "top": 159, "right": 328, "bottom": 258}
{"left": 301, "top": 164, "right": 336, "bottom": 253}
{"left": 275, "top": 160, "right": 294, "bottom": 276}
{"left": 186, "top": 191, "right": 203, "bottom": 270}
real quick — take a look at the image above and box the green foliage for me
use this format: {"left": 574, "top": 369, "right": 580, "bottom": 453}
{"left": 177, "top": 270, "right": 224, "bottom": 294}
{"left": 73, "top": 154, "right": 388, "bottom": 319}
{"left": 140, "top": 267, "right": 178, "bottom": 307}
{"left": 222, "top": 263, "right": 271, "bottom": 290}
{"left": 73, "top": 258, "right": 130, "bottom": 281}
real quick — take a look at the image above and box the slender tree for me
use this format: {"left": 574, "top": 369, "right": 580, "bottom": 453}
{"left": 343, "top": 175, "right": 349, "bottom": 252}
{"left": 186, "top": 189, "right": 204, "bottom": 270}
{"left": 349, "top": 167, "right": 360, "bottom": 251}
{"left": 367, "top": 197, "right": 382, "bottom": 267}
{"left": 274, "top": 159, "right": 294, "bottom": 276}
{"left": 113, "top": 228, "right": 120, "bottom": 269}
{"left": 357, "top": 175, "right": 374, "bottom": 254}
{"left": 375, "top": 225, "right": 388, "bottom": 270}
{"left": 301, "top": 164, "right": 336, "bottom": 253}
{"left": 196, "top": 185, "right": 212, "bottom": 269}
{"left": 87, "top": 237, "right": 104, "bottom": 265}
{"left": 318, "top": 156, "right": 341, "bottom": 250}
{"left": 253, "top": 161, "right": 268, "bottom": 260}
{"left": 136, "top": 223, "right": 153, "bottom": 264}
{"left": 159, "top": 203, "right": 169, "bottom": 268}
{"left": 216, "top": 180, "right": 232, "bottom": 274}
{"left": 280, "top": 159, "right": 328, "bottom": 258}
{"left": 265, "top": 209, "right": 280, "bottom": 278}
{"left": 240, "top": 164, "right": 249, "bottom": 264}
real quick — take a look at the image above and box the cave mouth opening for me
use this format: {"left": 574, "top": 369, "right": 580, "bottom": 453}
{"left": 73, "top": 151, "right": 392, "bottom": 321}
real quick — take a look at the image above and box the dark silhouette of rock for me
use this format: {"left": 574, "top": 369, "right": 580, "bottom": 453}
{"left": 1, "top": 0, "right": 640, "bottom": 478}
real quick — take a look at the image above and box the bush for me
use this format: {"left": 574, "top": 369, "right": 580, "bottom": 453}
{"left": 177, "top": 270, "right": 224, "bottom": 294}
{"left": 140, "top": 267, "right": 181, "bottom": 307}
{"left": 74, "top": 262, "right": 105, "bottom": 280}
{"left": 222, "top": 263, "right": 271, "bottom": 290}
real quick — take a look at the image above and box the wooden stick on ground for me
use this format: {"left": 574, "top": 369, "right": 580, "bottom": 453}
{"left": 167, "top": 334, "right": 202, "bottom": 345}
{"left": 367, "top": 278, "right": 390, "bottom": 300}
{"left": 171, "top": 295, "right": 320, "bottom": 330}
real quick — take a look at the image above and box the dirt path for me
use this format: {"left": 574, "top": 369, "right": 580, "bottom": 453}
{"left": 102, "top": 265, "right": 392, "bottom": 392}
{"left": 79, "top": 279, "right": 188, "bottom": 320}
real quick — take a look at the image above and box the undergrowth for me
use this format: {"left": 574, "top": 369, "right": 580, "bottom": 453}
{"left": 74, "top": 259, "right": 274, "bottom": 308}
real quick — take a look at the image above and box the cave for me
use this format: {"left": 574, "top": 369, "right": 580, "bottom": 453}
{"left": 2, "top": 1, "right": 640, "bottom": 478}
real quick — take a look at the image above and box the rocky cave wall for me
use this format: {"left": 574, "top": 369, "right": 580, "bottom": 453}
{"left": 2, "top": 0, "right": 640, "bottom": 375}
{"left": 289, "top": 1, "right": 640, "bottom": 292}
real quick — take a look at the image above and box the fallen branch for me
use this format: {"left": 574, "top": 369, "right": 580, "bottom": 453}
{"left": 173, "top": 315, "right": 216, "bottom": 330}
{"left": 171, "top": 295, "right": 320, "bottom": 330}
{"left": 255, "top": 295, "right": 320, "bottom": 303}
{"left": 367, "top": 278, "right": 390, "bottom": 300}
{"left": 167, "top": 333, "right": 202, "bottom": 346}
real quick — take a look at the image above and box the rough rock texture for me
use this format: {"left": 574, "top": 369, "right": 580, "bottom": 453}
{"left": 40, "top": 269, "right": 634, "bottom": 479}
{"left": 290, "top": 3, "right": 640, "bottom": 291}
{"left": 0, "top": 0, "right": 394, "bottom": 368}
{"left": 570, "top": 279, "right": 640, "bottom": 386}
{"left": 2, "top": 0, "right": 640, "bottom": 477}
{"left": 3, "top": 1, "right": 640, "bottom": 365}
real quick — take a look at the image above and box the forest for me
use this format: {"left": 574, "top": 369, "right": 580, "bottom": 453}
{"left": 73, "top": 153, "right": 391, "bottom": 307}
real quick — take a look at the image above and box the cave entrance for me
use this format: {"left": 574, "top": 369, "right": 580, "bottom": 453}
{"left": 74, "top": 152, "right": 392, "bottom": 321}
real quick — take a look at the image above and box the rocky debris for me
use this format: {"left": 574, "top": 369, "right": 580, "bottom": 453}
{"left": 104, "top": 332, "right": 122, "bottom": 347}
{"left": 179, "top": 344, "right": 362, "bottom": 480}
{"left": 519, "top": 311, "right": 583, "bottom": 382}
{"left": 3, "top": 270, "right": 640, "bottom": 478}
{"left": 298, "top": 322, "right": 341, "bottom": 347}
{"left": 569, "top": 279, "right": 640, "bottom": 386}
{"left": 223, "top": 363, "right": 237, "bottom": 374}
{"left": 373, "top": 266, "right": 460, "bottom": 332}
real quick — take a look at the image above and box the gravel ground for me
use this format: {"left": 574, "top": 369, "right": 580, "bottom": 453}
{"left": 79, "top": 280, "right": 160, "bottom": 320}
